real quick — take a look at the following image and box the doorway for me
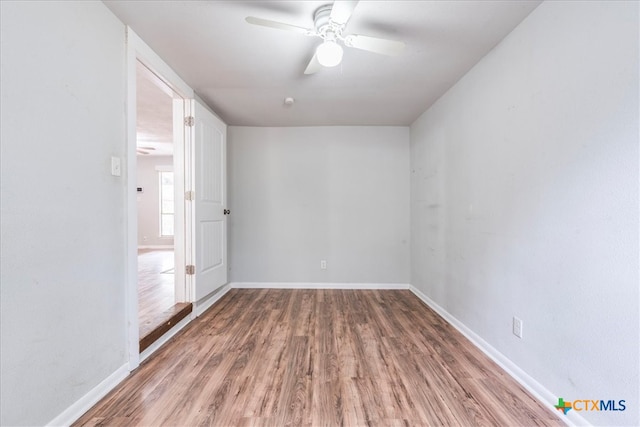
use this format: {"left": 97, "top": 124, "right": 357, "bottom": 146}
{"left": 126, "top": 28, "right": 228, "bottom": 369}
{"left": 135, "top": 60, "right": 191, "bottom": 352}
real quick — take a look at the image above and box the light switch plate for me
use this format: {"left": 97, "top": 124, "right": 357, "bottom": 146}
{"left": 111, "top": 156, "right": 121, "bottom": 177}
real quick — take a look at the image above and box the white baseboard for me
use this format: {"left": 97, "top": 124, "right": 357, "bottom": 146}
{"left": 139, "top": 312, "right": 193, "bottom": 363}
{"left": 230, "top": 282, "right": 410, "bottom": 290}
{"left": 46, "top": 363, "right": 129, "bottom": 427}
{"left": 138, "top": 245, "right": 173, "bottom": 250}
{"left": 408, "top": 285, "right": 587, "bottom": 427}
{"left": 195, "top": 284, "right": 232, "bottom": 317}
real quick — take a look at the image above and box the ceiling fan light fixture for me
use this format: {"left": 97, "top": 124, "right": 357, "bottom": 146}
{"left": 246, "top": 0, "right": 406, "bottom": 75}
{"left": 316, "top": 40, "right": 343, "bottom": 67}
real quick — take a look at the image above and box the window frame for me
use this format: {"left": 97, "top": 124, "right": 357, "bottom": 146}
{"left": 158, "top": 170, "right": 174, "bottom": 237}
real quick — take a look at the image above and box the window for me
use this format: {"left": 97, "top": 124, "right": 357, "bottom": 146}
{"left": 159, "top": 171, "right": 174, "bottom": 237}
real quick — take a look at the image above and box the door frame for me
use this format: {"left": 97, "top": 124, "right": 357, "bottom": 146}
{"left": 125, "top": 28, "right": 194, "bottom": 370}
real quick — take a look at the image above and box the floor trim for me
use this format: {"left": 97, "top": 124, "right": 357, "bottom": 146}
{"left": 46, "top": 363, "right": 129, "bottom": 427}
{"left": 408, "top": 285, "right": 585, "bottom": 427}
{"left": 139, "top": 284, "right": 233, "bottom": 362}
{"left": 139, "top": 312, "right": 193, "bottom": 363}
{"left": 139, "top": 303, "right": 193, "bottom": 353}
{"left": 230, "top": 282, "right": 410, "bottom": 290}
{"left": 195, "top": 284, "right": 232, "bottom": 317}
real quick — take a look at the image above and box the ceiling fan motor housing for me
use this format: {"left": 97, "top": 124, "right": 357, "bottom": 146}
{"left": 314, "top": 4, "right": 343, "bottom": 40}
{"left": 244, "top": 1, "right": 406, "bottom": 74}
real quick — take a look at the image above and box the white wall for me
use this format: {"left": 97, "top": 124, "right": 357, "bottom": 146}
{"left": 0, "top": 2, "right": 127, "bottom": 425}
{"left": 137, "top": 155, "right": 174, "bottom": 247}
{"left": 410, "top": 1, "right": 639, "bottom": 426}
{"left": 228, "top": 126, "right": 410, "bottom": 284}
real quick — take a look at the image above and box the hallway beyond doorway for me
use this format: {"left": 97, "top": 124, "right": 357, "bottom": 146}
{"left": 138, "top": 249, "right": 190, "bottom": 351}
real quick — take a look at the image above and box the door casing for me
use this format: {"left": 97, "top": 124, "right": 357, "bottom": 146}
{"left": 125, "top": 28, "right": 194, "bottom": 370}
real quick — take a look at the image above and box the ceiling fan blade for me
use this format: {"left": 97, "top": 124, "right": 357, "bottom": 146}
{"left": 330, "top": 0, "right": 359, "bottom": 25}
{"left": 304, "top": 53, "right": 322, "bottom": 75}
{"left": 245, "top": 16, "right": 314, "bottom": 36}
{"left": 343, "top": 34, "right": 405, "bottom": 56}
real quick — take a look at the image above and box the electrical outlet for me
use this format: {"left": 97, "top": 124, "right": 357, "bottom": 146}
{"left": 320, "top": 260, "right": 327, "bottom": 270}
{"left": 513, "top": 317, "right": 523, "bottom": 339}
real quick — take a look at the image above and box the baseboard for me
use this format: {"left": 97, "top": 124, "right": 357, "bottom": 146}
{"left": 139, "top": 312, "right": 193, "bottom": 363}
{"left": 408, "top": 285, "right": 588, "bottom": 427}
{"left": 230, "top": 282, "right": 410, "bottom": 290}
{"left": 46, "top": 363, "right": 129, "bottom": 427}
{"left": 195, "top": 284, "right": 232, "bottom": 317}
{"left": 138, "top": 245, "right": 173, "bottom": 250}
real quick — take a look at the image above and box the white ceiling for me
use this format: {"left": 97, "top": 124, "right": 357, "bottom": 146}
{"left": 106, "top": 0, "right": 541, "bottom": 127}
{"left": 136, "top": 61, "right": 174, "bottom": 156}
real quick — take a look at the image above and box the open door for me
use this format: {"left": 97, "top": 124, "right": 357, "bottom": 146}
{"left": 188, "top": 99, "right": 228, "bottom": 303}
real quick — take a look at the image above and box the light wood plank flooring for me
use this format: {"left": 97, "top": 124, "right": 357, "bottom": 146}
{"left": 76, "top": 289, "right": 563, "bottom": 426}
{"left": 138, "top": 249, "right": 176, "bottom": 339}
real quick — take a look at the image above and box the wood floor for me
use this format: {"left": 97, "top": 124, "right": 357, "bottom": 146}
{"left": 138, "top": 249, "right": 176, "bottom": 340}
{"left": 76, "top": 289, "right": 563, "bottom": 426}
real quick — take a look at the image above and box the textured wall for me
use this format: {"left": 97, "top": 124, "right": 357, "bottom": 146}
{"left": 410, "top": 2, "right": 639, "bottom": 425}
{"left": 0, "top": 2, "right": 127, "bottom": 425}
{"left": 228, "top": 126, "right": 410, "bottom": 284}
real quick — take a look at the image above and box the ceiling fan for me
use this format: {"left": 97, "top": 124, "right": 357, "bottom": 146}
{"left": 136, "top": 146, "right": 156, "bottom": 155}
{"left": 245, "top": 0, "right": 406, "bottom": 74}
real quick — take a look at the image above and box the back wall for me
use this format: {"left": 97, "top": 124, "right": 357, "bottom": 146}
{"left": 228, "top": 126, "right": 410, "bottom": 284}
{"left": 137, "top": 155, "right": 174, "bottom": 247}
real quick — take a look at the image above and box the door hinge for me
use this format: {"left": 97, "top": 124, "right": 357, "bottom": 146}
{"left": 184, "top": 116, "right": 194, "bottom": 127}
{"left": 185, "top": 190, "right": 195, "bottom": 201}
{"left": 186, "top": 265, "right": 195, "bottom": 275}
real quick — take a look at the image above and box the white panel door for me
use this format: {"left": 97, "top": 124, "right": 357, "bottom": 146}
{"left": 192, "top": 100, "right": 227, "bottom": 301}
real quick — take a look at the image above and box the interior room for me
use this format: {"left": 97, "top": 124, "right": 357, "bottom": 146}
{"left": 135, "top": 60, "right": 194, "bottom": 351}
{"left": 1, "top": 1, "right": 637, "bottom": 426}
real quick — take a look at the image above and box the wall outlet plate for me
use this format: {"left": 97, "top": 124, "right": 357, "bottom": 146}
{"left": 513, "top": 316, "right": 523, "bottom": 339}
